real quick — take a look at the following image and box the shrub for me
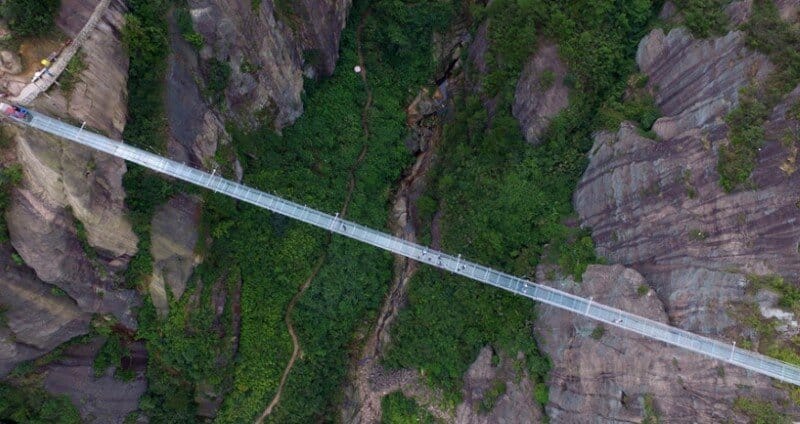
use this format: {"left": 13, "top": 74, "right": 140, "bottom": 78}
{"left": 206, "top": 58, "right": 230, "bottom": 105}
{"left": 176, "top": 8, "right": 202, "bottom": 49}
{"left": 0, "top": 382, "right": 81, "bottom": 423}
{"left": 1, "top": 0, "right": 60, "bottom": 37}
{"left": 733, "top": 397, "right": 789, "bottom": 424}
{"left": 0, "top": 165, "right": 23, "bottom": 243}
{"left": 673, "top": 0, "right": 729, "bottom": 38}
{"left": 59, "top": 52, "right": 87, "bottom": 94}
{"left": 590, "top": 325, "right": 606, "bottom": 340}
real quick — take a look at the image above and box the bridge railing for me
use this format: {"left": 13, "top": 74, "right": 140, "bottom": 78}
{"left": 25, "top": 111, "right": 800, "bottom": 387}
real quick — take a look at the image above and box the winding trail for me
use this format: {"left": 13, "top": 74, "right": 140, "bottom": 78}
{"left": 255, "top": 9, "right": 374, "bottom": 423}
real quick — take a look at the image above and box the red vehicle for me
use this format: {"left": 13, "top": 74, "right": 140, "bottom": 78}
{"left": 0, "top": 102, "right": 32, "bottom": 122}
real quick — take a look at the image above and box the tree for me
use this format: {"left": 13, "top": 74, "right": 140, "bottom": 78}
{"left": 2, "top": 0, "right": 61, "bottom": 37}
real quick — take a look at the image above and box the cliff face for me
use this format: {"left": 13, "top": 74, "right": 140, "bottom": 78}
{"left": 536, "top": 265, "right": 799, "bottom": 423}
{"left": 575, "top": 27, "right": 800, "bottom": 334}
{"left": 512, "top": 43, "right": 569, "bottom": 145}
{"left": 564, "top": 11, "right": 800, "bottom": 423}
{"left": 1, "top": 1, "right": 145, "bottom": 421}
{"left": 188, "top": 0, "right": 351, "bottom": 129}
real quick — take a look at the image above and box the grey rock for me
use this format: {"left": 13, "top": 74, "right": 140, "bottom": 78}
{"left": 43, "top": 337, "right": 147, "bottom": 424}
{"left": 455, "top": 346, "right": 543, "bottom": 424}
{"left": 0, "top": 245, "right": 90, "bottom": 376}
{"left": 0, "top": 50, "right": 22, "bottom": 74}
{"left": 536, "top": 265, "right": 799, "bottom": 423}
{"left": 149, "top": 194, "right": 202, "bottom": 317}
{"left": 512, "top": 43, "right": 569, "bottom": 145}
{"left": 189, "top": 0, "right": 351, "bottom": 129}
{"left": 636, "top": 28, "right": 773, "bottom": 141}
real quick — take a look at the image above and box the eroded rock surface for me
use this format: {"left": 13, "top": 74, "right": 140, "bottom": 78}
{"left": 576, "top": 27, "right": 800, "bottom": 334}
{"left": 455, "top": 346, "right": 543, "bottom": 424}
{"left": 0, "top": 245, "right": 90, "bottom": 376}
{"left": 569, "top": 22, "right": 800, "bottom": 422}
{"left": 2, "top": 0, "right": 139, "bottom": 374}
{"left": 189, "top": 0, "right": 351, "bottom": 128}
{"left": 43, "top": 337, "right": 147, "bottom": 424}
{"left": 636, "top": 28, "right": 772, "bottom": 140}
{"left": 166, "top": 11, "right": 233, "bottom": 169}
{"left": 536, "top": 265, "right": 799, "bottom": 423}
{"left": 149, "top": 194, "right": 202, "bottom": 317}
{"left": 512, "top": 43, "right": 569, "bottom": 145}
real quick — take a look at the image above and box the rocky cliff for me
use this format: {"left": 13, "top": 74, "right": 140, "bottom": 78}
{"left": 512, "top": 43, "right": 569, "bottom": 145}
{"left": 188, "top": 0, "right": 351, "bottom": 129}
{"left": 575, "top": 26, "right": 799, "bottom": 334}
{"left": 1, "top": 0, "right": 146, "bottom": 421}
{"left": 536, "top": 265, "right": 799, "bottom": 423}
{"left": 566, "top": 8, "right": 800, "bottom": 423}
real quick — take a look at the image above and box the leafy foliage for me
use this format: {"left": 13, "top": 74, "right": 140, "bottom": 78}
{"left": 1, "top": 0, "right": 60, "bottom": 37}
{"left": 206, "top": 59, "right": 231, "bottom": 105}
{"left": 0, "top": 382, "right": 81, "bottom": 424}
{"left": 176, "top": 7, "right": 202, "bottom": 49}
{"left": 381, "top": 392, "right": 439, "bottom": 424}
{"left": 0, "top": 164, "right": 23, "bottom": 243}
{"left": 733, "top": 397, "right": 790, "bottom": 424}
{"left": 672, "top": 0, "right": 729, "bottom": 38}
{"left": 719, "top": 0, "right": 800, "bottom": 191}
{"left": 60, "top": 52, "right": 87, "bottom": 95}
{"left": 385, "top": 0, "right": 657, "bottom": 401}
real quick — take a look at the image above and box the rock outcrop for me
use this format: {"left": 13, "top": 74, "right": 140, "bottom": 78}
{"left": 290, "top": 0, "right": 351, "bottom": 77}
{"left": 536, "top": 265, "right": 799, "bottom": 423}
{"left": 455, "top": 346, "right": 543, "bottom": 424}
{"left": 0, "top": 245, "right": 90, "bottom": 376}
{"left": 1, "top": 0, "right": 139, "bottom": 375}
{"left": 43, "top": 337, "right": 147, "bottom": 424}
{"left": 189, "top": 0, "right": 351, "bottom": 128}
{"left": 148, "top": 194, "right": 202, "bottom": 317}
{"left": 576, "top": 27, "right": 800, "bottom": 334}
{"left": 166, "top": 10, "right": 232, "bottom": 169}
{"left": 635, "top": 28, "right": 772, "bottom": 140}
{"left": 513, "top": 43, "right": 569, "bottom": 145}
{"left": 6, "top": 0, "right": 140, "bottom": 331}
{"left": 568, "top": 20, "right": 800, "bottom": 423}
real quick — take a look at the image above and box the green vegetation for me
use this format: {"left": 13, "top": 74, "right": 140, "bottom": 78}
{"left": 60, "top": 52, "right": 87, "bottom": 95}
{"left": 590, "top": 325, "right": 606, "bottom": 340}
{"left": 748, "top": 274, "right": 800, "bottom": 313}
{"left": 733, "top": 397, "right": 790, "bottom": 424}
{"left": 212, "top": 3, "right": 454, "bottom": 422}
{"left": 0, "top": 0, "right": 60, "bottom": 37}
{"left": 93, "top": 333, "right": 132, "bottom": 379}
{"left": 598, "top": 74, "right": 660, "bottom": 134}
{"left": 175, "top": 7, "right": 203, "bottom": 49}
{"left": 637, "top": 284, "right": 650, "bottom": 296}
{"left": 672, "top": 0, "right": 729, "bottom": 38}
{"left": 136, "top": 267, "right": 239, "bottom": 422}
{"left": 0, "top": 382, "right": 81, "bottom": 424}
{"left": 120, "top": 0, "right": 179, "bottom": 291}
{"left": 719, "top": 0, "right": 800, "bottom": 191}
{"left": 385, "top": 0, "right": 656, "bottom": 403}
{"left": 0, "top": 164, "right": 23, "bottom": 243}
{"left": 642, "top": 393, "right": 660, "bottom": 424}
{"left": 381, "top": 392, "right": 439, "bottom": 424}
{"left": 205, "top": 58, "right": 231, "bottom": 105}
{"left": 479, "top": 380, "right": 507, "bottom": 412}
{"left": 688, "top": 229, "right": 708, "bottom": 241}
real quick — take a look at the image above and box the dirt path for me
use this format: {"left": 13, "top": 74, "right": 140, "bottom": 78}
{"left": 255, "top": 9, "right": 375, "bottom": 424}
